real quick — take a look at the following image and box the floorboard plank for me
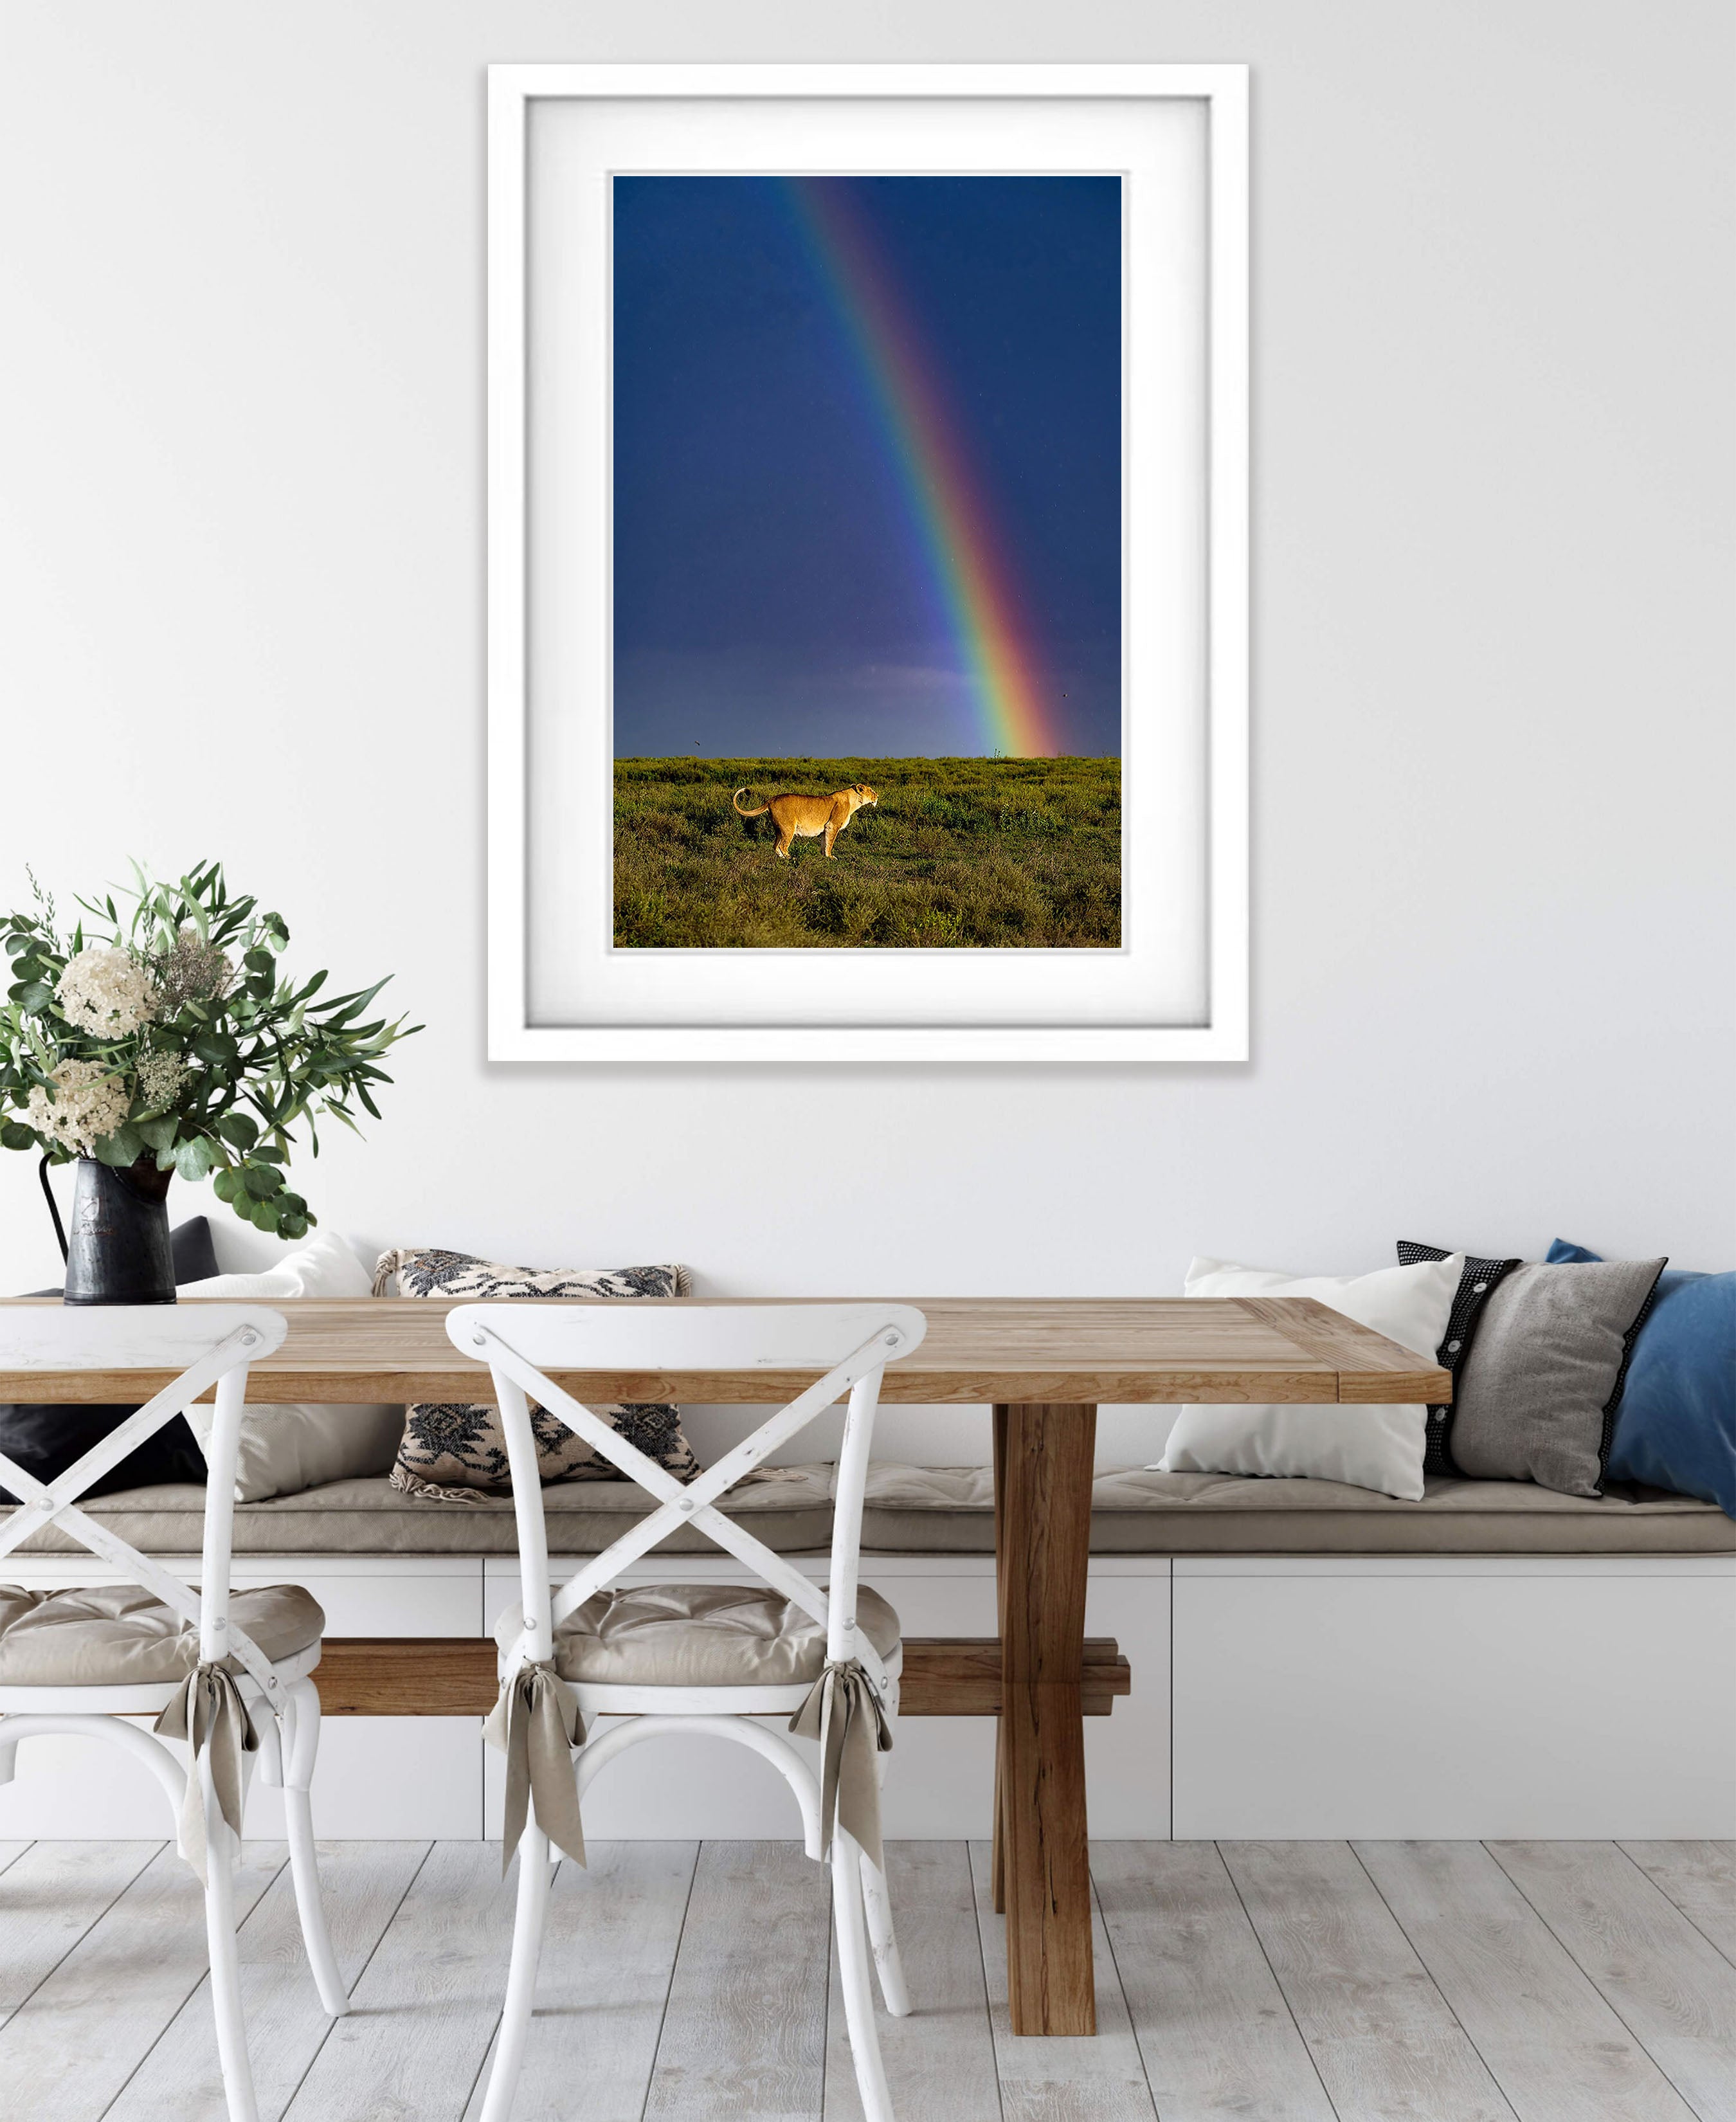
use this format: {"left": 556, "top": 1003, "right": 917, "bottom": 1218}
{"left": 460, "top": 1841, "right": 698, "bottom": 2122}
{"left": 968, "top": 1838, "right": 1155, "bottom": 2122}
{"left": 1358, "top": 1840, "right": 1695, "bottom": 2122}
{"left": 1490, "top": 1840, "right": 1736, "bottom": 2122}
{"left": 1221, "top": 1839, "right": 1515, "bottom": 2122}
{"left": 0, "top": 1840, "right": 161, "bottom": 2017}
{"left": 1094, "top": 1840, "right": 1334, "bottom": 2122}
{"left": 282, "top": 1841, "right": 521, "bottom": 2122}
{"left": 0, "top": 1842, "right": 32, "bottom": 1878}
{"left": 106, "top": 1840, "right": 431, "bottom": 2122}
{"left": 1620, "top": 1842, "right": 1736, "bottom": 1968}
{"left": 0, "top": 1842, "right": 282, "bottom": 2122}
{"left": 644, "top": 1840, "right": 831, "bottom": 2122}
{"left": 824, "top": 1842, "right": 1000, "bottom": 2122}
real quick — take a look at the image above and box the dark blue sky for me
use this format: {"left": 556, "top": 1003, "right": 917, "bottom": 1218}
{"left": 612, "top": 177, "right": 1123, "bottom": 760}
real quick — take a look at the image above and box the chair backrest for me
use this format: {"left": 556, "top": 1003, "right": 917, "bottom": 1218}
{"left": 0, "top": 1305, "right": 289, "bottom": 1700}
{"left": 446, "top": 1301, "right": 927, "bottom": 1689}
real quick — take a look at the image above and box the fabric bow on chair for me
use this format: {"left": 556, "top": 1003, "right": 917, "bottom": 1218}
{"left": 790, "top": 1658, "right": 894, "bottom": 1872}
{"left": 154, "top": 1664, "right": 261, "bottom": 1883}
{"left": 485, "top": 1660, "right": 588, "bottom": 1871}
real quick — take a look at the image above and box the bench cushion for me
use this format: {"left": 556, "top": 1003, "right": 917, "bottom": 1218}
{"left": 15, "top": 1462, "right": 1733, "bottom": 1559}
{"left": 17, "top": 1465, "right": 837, "bottom": 1557}
{"left": 497, "top": 1581, "right": 901, "bottom": 1688}
{"left": 863, "top": 1465, "right": 1736, "bottom": 1555}
{"left": 0, "top": 1583, "right": 323, "bottom": 1687}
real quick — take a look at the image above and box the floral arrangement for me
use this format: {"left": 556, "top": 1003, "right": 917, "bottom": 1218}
{"left": 1, "top": 862, "right": 417, "bottom": 1239}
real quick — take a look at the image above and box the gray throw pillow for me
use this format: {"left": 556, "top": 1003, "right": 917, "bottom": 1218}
{"left": 1449, "top": 1258, "right": 1666, "bottom": 1496}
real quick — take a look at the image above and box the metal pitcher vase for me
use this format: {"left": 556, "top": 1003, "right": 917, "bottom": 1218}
{"left": 62, "top": 1156, "right": 176, "bottom": 1305}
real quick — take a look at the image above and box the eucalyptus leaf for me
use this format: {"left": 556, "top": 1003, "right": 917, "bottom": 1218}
{"left": 242, "top": 1162, "right": 282, "bottom": 1200}
{"left": 174, "top": 1134, "right": 219, "bottom": 1181}
{"left": 93, "top": 1123, "right": 145, "bottom": 1167}
{"left": 136, "top": 1114, "right": 179, "bottom": 1152}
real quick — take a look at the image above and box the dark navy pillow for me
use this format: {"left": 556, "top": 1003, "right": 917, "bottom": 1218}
{"left": 1, "top": 1217, "right": 221, "bottom": 1503}
{"left": 1547, "top": 1240, "right": 1736, "bottom": 1519}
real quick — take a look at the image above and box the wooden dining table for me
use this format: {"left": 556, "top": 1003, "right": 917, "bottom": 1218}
{"left": 3, "top": 1293, "right": 1449, "bottom": 2038}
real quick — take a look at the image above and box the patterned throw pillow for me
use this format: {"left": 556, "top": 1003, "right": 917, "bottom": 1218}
{"left": 375, "top": 1248, "right": 700, "bottom": 1502}
{"left": 1397, "top": 1242, "right": 1524, "bottom": 1474}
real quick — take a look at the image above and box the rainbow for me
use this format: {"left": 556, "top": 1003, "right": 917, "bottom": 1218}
{"left": 783, "top": 177, "right": 1061, "bottom": 759}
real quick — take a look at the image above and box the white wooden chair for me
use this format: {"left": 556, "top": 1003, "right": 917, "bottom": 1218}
{"left": 447, "top": 1300, "right": 928, "bottom": 2122}
{"left": 0, "top": 1305, "right": 348, "bottom": 2121}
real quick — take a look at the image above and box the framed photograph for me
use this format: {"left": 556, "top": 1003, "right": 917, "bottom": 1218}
{"left": 488, "top": 64, "right": 1247, "bottom": 1062}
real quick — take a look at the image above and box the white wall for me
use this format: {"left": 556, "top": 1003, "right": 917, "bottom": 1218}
{"left": 2, "top": 1, "right": 1731, "bottom": 1440}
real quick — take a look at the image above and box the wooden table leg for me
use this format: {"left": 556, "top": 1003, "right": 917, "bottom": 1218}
{"left": 991, "top": 1402, "right": 1008, "bottom": 1914}
{"left": 993, "top": 1400, "right": 1097, "bottom": 2036}
{"left": 991, "top": 1719, "right": 1007, "bottom": 1914}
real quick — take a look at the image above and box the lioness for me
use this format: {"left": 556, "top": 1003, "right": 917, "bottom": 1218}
{"left": 732, "top": 782, "right": 877, "bottom": 860}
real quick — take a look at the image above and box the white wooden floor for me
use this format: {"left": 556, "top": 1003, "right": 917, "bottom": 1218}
{"left": 2, "top": 1838, "right": 1734, "bottom": 2121}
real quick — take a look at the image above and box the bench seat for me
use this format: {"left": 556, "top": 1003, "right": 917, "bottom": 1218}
{"left": 16, "top": 1462, "right": 1733, "bottom": 1557}
{"left": 875, "top": 1465, "right": 1736, "bottom": 1555}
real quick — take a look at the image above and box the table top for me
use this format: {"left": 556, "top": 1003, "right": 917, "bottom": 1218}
{"left": 0, "top": 1296, "right": 1451, "bottom": 1406}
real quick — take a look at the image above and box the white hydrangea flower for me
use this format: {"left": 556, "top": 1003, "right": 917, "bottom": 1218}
{"left": 25, "top": 1059, "right": 132, "bottom": 1156}
{"left": 55, "top": 946, "right": 156, "bottom": 1037}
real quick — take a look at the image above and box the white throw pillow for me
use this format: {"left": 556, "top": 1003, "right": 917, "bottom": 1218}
{"left": 1154, "top": 1254, "right": 1464, "bottom": 1501}
{"left": 179, "top": 1230, "right": 402, "bottom": 1501}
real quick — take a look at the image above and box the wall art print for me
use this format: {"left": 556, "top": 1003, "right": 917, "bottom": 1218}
{"left": 489, "top": 66, "right": 1247, "bottom": 1062}
{"left": 612, "top": 174, "right": 1123, "bottom": 952}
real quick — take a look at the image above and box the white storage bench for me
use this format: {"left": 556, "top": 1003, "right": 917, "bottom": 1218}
{"left": 3, "top": 1464, "right": 1731, "bottom": 1842}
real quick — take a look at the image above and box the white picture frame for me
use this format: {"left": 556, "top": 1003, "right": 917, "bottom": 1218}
{"left": 488, "top": 63, "right": 1248, "bottom": 1063}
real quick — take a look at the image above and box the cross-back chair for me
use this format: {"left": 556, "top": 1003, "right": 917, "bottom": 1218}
{"left": 448, "top": 1299, "right": 928, "bottom": 2122}
{"left": 0, "top": 1304, "right": 348, "bottom": 2122}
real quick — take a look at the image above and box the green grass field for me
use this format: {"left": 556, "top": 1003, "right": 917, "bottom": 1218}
{"left": 613, "top": 756, "right": 1121, "bottom": 948}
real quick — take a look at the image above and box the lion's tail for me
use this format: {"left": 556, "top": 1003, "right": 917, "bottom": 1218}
{"left": 732, "top": 788, "right": 769, "bottom": 817}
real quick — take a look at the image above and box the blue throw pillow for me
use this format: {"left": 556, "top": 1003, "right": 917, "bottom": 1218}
{"left": 1547, "top": 1239, "right": 1736, "bottom": 1517}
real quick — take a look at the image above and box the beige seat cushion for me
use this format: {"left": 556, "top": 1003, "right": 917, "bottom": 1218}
{"left": 857, "top": 1464, "right": 1736, "bottom": 1556}
{"left": 19, "top": 1466, "right": 838, "bottom": 1558}
{"left": 494, "top": 1582, "right": 901, "bottom": 1689}
{"left": 16, "top": 1462, "right": 1733, "bottom": 1561}
{"left": 0, "top": 1584, "right": 324, "bottom": 1688}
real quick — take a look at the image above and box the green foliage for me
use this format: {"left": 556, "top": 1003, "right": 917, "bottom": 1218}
{"left": 614, "top": 757, "right": 1121, "bottom": 949}
{"left": 0, "top": 860, "right": 419, "bottom": 1237}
